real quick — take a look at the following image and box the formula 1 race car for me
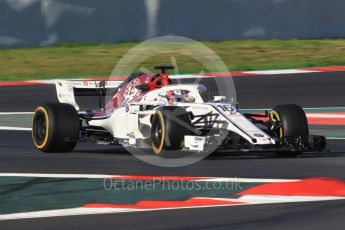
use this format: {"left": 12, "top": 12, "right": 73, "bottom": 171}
{"left": 32, "top": 66, "right": 326, "bottom": 156}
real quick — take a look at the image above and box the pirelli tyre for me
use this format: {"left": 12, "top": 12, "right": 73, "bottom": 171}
{"left": 32, "top": 103, "right": 80, "bottom": 153}
{"left": 270, "top": 104, "right": 309, "bottom": 157}
{"left": 151, "top": 106, "right": 193, "bottom": 155}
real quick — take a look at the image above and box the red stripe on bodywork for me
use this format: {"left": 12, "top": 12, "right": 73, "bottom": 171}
{"left": 84, "top": 197, "right": 245, "bottom": 209}
{"left": 112, "top": 175, "right": 209, "bottom": 181}
{"left": 237, "top": 178, "right": 345, "bottom": 197}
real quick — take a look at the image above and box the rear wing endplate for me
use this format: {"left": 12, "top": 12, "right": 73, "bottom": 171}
{"left": 55, "top": 80, "right": 123, "bottom": 110}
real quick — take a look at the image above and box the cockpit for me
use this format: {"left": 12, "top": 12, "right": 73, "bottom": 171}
{"left": 166, "top": 89, "right": 195, "bottom": 104}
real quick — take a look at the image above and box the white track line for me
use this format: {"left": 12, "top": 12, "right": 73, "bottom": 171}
{"left": 237, "top": 195, "right": 345, "bottom": 204}
{"left": 0, "top": 207, "right": 137, "bottom": 220}
{"left": 0, "top": 173, "right": 118, "bottom": 179}
{"left": 303, "top": 107, "right": 345, "bottom": 110}
{"left": 0, "top": 173, "right": 297, "bottom": 182}
{"left": 0, "top": 203, "right": 249, "bottom": 220}
{"left": 326, "top": 137, "right": 345, "bottom": 140}
{"left": 0, "top": 126, "right": 31, "bottom": 131}
{"left": 0, "top": 112, "right": 34, "bottom": 115}
{"left": 193, "top": 195, "right": 345, "bottom": 204}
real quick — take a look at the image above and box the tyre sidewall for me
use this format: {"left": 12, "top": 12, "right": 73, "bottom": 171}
{"left": 273, "top": 104, "right": 309, "bottom": 138}
{"left": 151, "top": 106, "right": 193, "bottom": 153}
{"left": 33, "top": 103, "right": 80, "bottom": 152}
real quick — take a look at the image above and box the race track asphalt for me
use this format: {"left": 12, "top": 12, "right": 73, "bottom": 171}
{"left": 1, "top": 72, "right": 345, "bottom": 229}
{"left": 1, "top": 71, "right": 345, "bottom": 112}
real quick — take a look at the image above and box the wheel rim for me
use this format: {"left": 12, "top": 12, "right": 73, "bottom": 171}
{"left": 270, "top": 110, "right": 283, "bottom": 142}
{"left": 32, "top": 107, "right": 49, "bottom": 149}
{"left": 152, "top": 122, "right": 162, "bottom": 145}
{"left": 151, "top": 111, "right": 165, "bottom": 154}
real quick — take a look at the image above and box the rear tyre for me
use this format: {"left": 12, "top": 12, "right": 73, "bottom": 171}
{"left": 270, "top": 104, "right": 309, "bottom": 157}
{"left": 32, "top": 103, "right": 80, "bottom": 153}
{"left": 151, "top": 106, "right": 193, "bottom": 155}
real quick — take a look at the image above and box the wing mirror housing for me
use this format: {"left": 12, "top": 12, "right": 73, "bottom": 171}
{"left": 136, "top": 84, "right": 151, "bottom": 91}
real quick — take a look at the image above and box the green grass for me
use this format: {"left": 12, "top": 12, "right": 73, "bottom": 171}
{"left": 1, "top": 39, "right": 345, "bottom": 81}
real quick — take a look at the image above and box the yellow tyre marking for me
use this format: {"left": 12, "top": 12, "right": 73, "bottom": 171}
{"left": 32, "top": 106, "right": 49, "bottom": 149}
{"left": 271, "top": 110, "right": 283, "bottom": 143}
{"left": 151, "top": 111, "right": 165, "bottom": 155}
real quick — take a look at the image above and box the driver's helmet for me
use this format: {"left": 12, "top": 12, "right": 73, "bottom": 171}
{"left": 149, "top": 74, "right": 171, "bottom": 89}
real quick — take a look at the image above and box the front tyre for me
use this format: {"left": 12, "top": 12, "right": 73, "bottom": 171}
{"left": 32, "top": 103, "right": 80, "bottom": 153}
{"left": 151, "top": 106, "right": 193, "bottom": 155}
{"left": 270, "top": 104, "right": 309, "bottom": 157}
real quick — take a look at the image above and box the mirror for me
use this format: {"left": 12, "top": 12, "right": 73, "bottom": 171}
{"left": 136, "top": 84, "right": 151, "bottom": 91}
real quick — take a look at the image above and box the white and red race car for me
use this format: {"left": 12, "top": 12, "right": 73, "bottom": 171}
{"left": 32, "top": 66, "right": 326, "bottom": 156}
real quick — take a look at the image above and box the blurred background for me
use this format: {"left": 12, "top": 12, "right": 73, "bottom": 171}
{"left": 2, "top": 0, "right": 345, "bottom": 46}
{"left": 1, "top": 0, "right": 345, "bottom": 80}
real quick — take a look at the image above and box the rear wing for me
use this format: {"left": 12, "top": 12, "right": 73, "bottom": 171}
{"left": 55, "top": 80, "right": 123, "bottom": 110}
